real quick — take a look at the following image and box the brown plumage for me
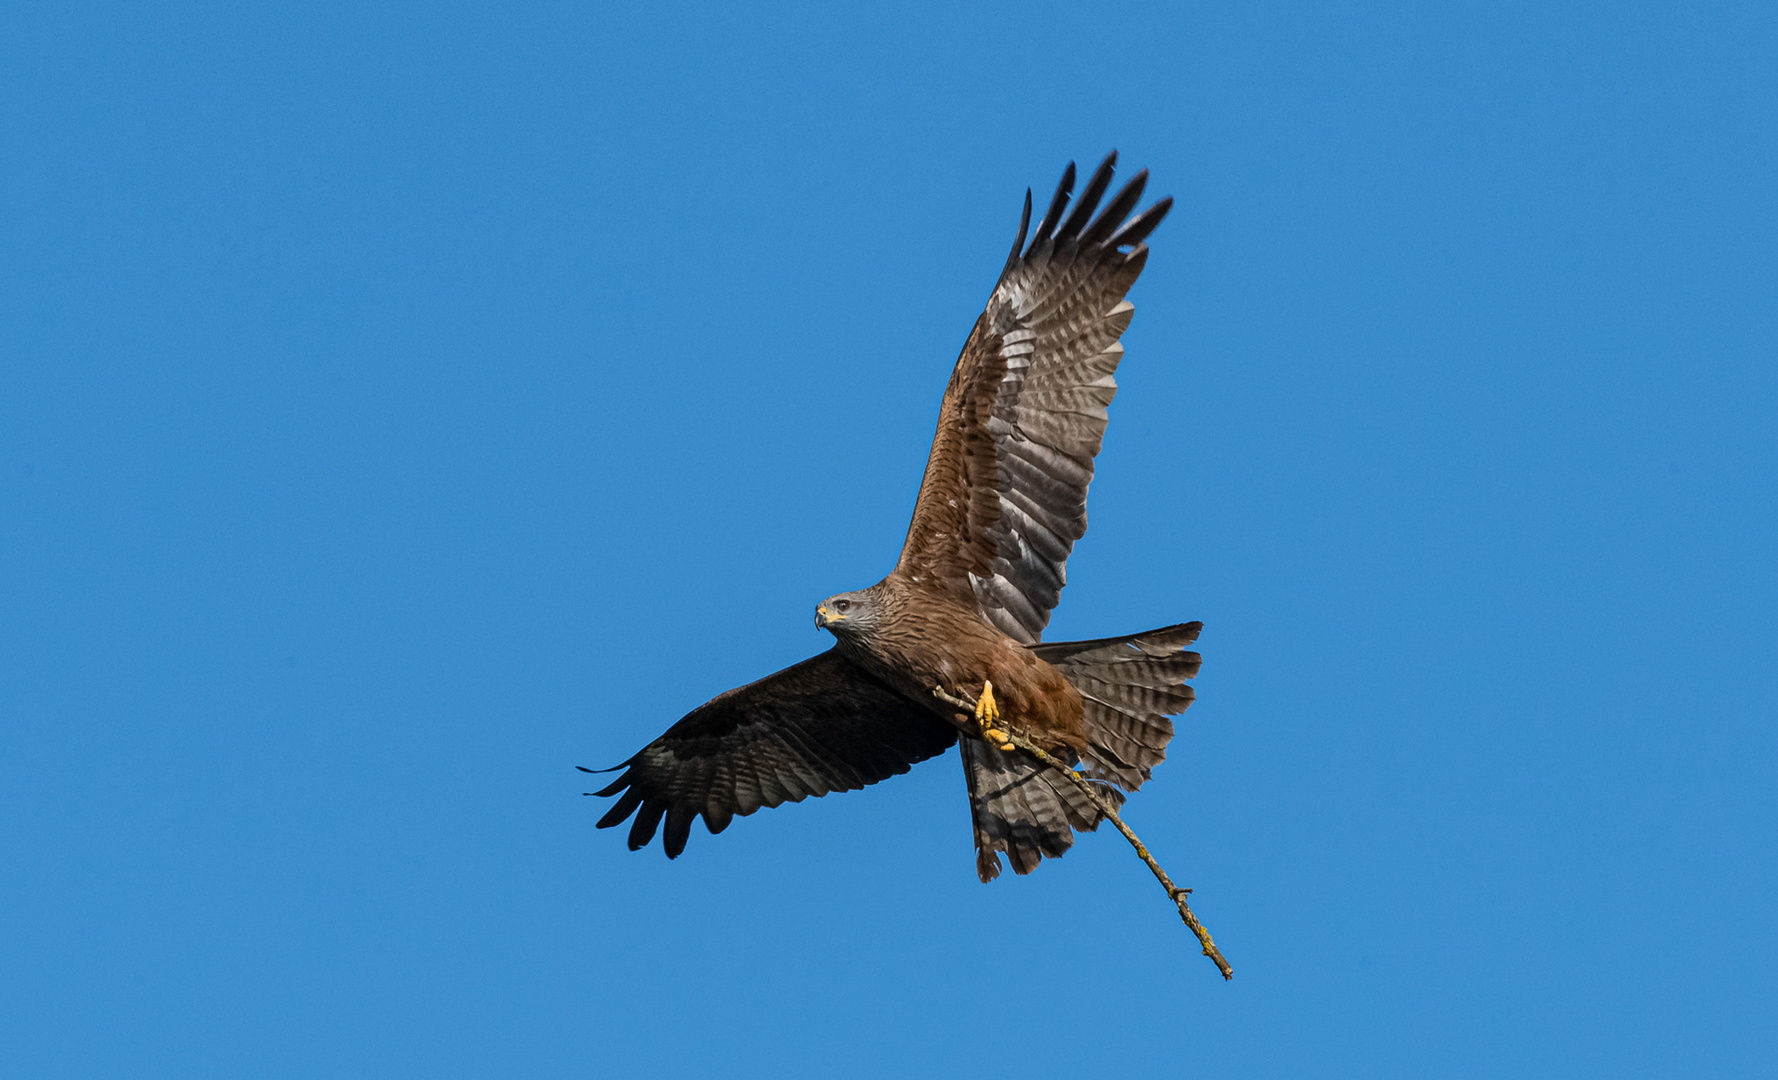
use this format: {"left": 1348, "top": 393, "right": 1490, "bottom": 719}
{"left": 588, "top": 152, "right": 1201, "bottom": 881}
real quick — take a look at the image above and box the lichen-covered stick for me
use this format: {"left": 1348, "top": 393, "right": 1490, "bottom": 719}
{"left": 935, "top": 685, "right": 1233, "bottom": 980}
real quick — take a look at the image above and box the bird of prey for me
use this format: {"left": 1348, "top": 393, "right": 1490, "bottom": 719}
{"left": 589, "top": 152, "right": 1201, "bottom": 882}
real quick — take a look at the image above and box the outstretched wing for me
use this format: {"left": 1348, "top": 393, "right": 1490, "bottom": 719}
{"left": 896, "top": 152, "right": 1172, "bottom": 644}
{"left": 587, "top": 649, "right": 958, "bottom": 857}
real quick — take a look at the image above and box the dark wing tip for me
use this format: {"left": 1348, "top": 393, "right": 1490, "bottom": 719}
{"left": 592, "top": 773, "right": 633, "bottom": 798}
{"left": 596, "top": 782, "right": 645, "bottom": 829}
{"left": 1032, "top": 160, "right": 1077, "bottom": 242}
{"left": 1000, "top": 188, "right": 1034, "bottom": 278}
{"left": 663, "top": 805, "right": 697, "bottom": 858}
{"left": 1109, "top": 195, "right": 1173, "bottom": 250}
{"left": 590, "top": 772, "right": 702, "bottom": 858}
{"left": 1007, "top": 155, "right": 1171, "bottom": 272}
{"left": 626, "top": 799, "right": 667, "bottom": 851}
{"left": 1056, "top": 150, "right": 1119, "bottom": 242}
{"left": 1081, "top": 167, "right": 1149, "bottom": 247}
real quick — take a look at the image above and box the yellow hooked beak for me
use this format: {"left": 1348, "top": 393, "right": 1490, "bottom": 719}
{"left": 815, "top": 604, "right": 847, "bottom": 629}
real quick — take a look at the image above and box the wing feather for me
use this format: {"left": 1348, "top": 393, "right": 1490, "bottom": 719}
{"left": 895, "top": 153, "right": 1172, "bottom": 641}
{"left": 587, "top": 649, "right": 958, "bottom": 857}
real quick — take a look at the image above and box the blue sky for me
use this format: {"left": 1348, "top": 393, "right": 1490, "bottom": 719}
{"left": 3, "top": 2, "right": 1774, "bottom": 1076}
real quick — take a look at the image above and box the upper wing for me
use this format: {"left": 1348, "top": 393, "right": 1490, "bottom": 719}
{"left": 895, "top": 151, "right": 1173, "bottom": 644}
{"left": 587, "top": 649, "right": 958, "bottom": 857}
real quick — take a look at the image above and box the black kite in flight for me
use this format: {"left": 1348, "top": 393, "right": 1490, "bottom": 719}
{"left": 589, "top": 152, "right": 1200, "bottom": 882}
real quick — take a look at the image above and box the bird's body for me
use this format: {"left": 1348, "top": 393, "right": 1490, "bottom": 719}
{"left": 825, "top": 577, "right": 1089, "bottom": 757}
{"left": 590, "top": 152, "right": 1202, "bottom": 881}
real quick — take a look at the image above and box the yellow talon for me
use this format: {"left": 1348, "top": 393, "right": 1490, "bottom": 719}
{"left": 974, "top": 681, "right": 1015, "bottom": 750}
{"left": 974, "top": 680, "right": 999, "bottom": 724}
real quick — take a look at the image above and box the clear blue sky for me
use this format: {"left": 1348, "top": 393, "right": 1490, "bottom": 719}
{"left": 3, "top": 2, "right": 1774, "bottom": 1077}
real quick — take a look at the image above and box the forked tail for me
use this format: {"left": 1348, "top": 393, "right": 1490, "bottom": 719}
{"left": 965, "top": 621, "right": 1202, "bottom": 881}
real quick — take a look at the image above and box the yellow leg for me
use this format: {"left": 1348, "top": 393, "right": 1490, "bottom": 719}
{"left": 975, "top": 680, "right": 1016, "bottom": 751}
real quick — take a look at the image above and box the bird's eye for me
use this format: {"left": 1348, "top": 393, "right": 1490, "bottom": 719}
{"left": 836, "top": 600, "right": 850, "bottom": 612}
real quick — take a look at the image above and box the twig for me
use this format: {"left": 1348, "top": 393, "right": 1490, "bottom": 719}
{"left": 935, "top": 686, "right": 1233, "bottom": 980}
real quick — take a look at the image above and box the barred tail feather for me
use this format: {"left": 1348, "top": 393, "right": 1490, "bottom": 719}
{"left": 1033, "top": 621, "right": 1202, "bottom": 793}
{"left": 961, "top": 737, "right": 1120, "bottom": 882}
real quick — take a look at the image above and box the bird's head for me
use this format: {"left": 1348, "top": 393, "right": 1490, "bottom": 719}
{"left": 815, "top": 590, "right": 879, "bottom": 638}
